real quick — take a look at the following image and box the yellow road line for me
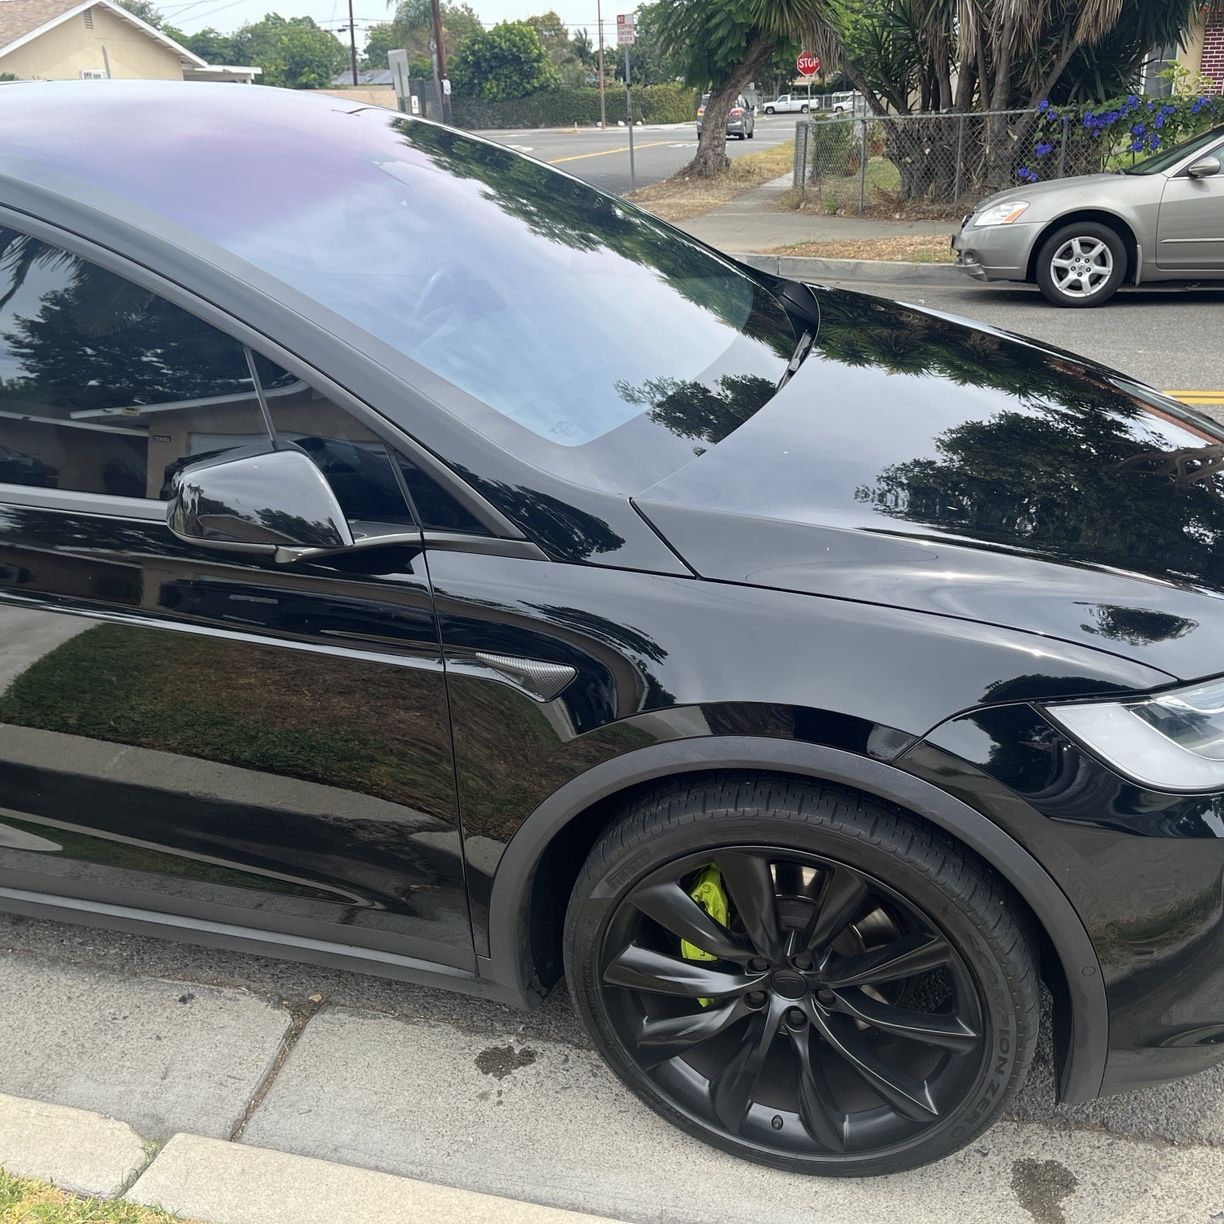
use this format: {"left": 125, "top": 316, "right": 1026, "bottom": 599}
{"left": 1167, "top": 389, "right": 1224, "bottom": 398}
{"left": 548, "top": 140, "right": 672, "bottom": 164}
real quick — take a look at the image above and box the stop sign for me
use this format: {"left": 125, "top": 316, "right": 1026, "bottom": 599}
{"left": 796, "top": 51, "right": 821, "bottom": 77}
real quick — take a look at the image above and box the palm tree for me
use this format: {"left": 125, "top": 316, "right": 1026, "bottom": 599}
{"left": 656, "top": 0, "right": 835, "bottom": 177}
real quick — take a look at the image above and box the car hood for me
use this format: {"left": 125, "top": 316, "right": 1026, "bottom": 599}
{"left": 636, "top": 287, "right": 1224, "bottom": 681}
{"left": 973, "top": 172, "right": 1126, "bottom": 212}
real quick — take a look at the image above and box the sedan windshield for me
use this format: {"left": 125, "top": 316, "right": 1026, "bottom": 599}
{"left": 1124, "top": 125, "right": 1224, "bottom": 175}
{"left": 4, "top": 89, "right": 796, "bottom": 492}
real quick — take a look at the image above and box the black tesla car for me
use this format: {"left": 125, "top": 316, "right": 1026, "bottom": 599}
{"left": 3, "top": 81, "right": 1224, "bottom": 1178}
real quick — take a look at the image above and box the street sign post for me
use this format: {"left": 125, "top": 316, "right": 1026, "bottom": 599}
{"left": 796, "top": 51, "right": 821, "bottom": 77}
{"left": 388, "top": 48, "right": 410, "bottom": 114}
{"left": 618, "top": 13, "right": 636, "bottom": 193}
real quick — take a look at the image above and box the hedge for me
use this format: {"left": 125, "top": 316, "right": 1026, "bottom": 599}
{"left": 452, "top": 83, "right": 698, "bottom": 129}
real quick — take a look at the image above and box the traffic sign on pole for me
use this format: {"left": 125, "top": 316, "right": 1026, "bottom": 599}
{"left": 616, "top": 12, "right": 635, "bottom": 45}
{"left": 796, "top": 51, "right": 821, "bottom": 76}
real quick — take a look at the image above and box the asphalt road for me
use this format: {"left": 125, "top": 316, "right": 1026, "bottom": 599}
{"left": 474, "top": 113, "right": 799, "bottom": 194}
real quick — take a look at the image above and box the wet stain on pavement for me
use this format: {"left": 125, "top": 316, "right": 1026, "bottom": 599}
{"left": 1012, "top": 1157, "right": 1078, "bottom": 1224}
{"left": 475, "top": 1044, "right": 538, "bottom": 1079}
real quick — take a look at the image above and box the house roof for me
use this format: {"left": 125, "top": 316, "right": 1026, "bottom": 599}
{"left": 0, "top": 0, "right": 208, "bottom": 68}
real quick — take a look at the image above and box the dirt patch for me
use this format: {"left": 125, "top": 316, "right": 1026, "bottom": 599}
{"left": 766, "top": 234, "right": 956, "bottom": 264}
{"left": 628, "top": 140, "right": 795, "bottom": 221}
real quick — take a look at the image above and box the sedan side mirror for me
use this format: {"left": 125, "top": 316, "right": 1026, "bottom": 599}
{"left": 1186, "top": 157, "right": 1221, "bottom": 179}
{"left": 167, "top": 446, "right": 421, "bottom": 564}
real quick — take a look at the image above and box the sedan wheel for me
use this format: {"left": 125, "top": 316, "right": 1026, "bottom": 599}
{"left": 565, "top": 778, "right": 1039, "bottom": 1176}
{"left": 1035, "top": 222, "right": 1127, "bottom": 307}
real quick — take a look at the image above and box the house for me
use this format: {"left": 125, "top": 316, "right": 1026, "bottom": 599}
{"left": 1173, "top": 4, "right": 1224, "bottom": 94}
{"left": 0, "top": 0, "right": 259, "bottom": 82}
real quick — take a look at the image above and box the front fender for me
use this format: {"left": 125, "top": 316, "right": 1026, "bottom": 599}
{"left": 477, "top": 734, "right": 1108, "bottom": 1104}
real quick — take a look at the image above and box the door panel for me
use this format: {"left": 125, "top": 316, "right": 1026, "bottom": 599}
{"left": 0, "top": 224, "right": 470, "bottom": 964}
{"left": 0, "top": 505, "right": 470, "bottom": 963}
{"left": 1157, "top": 161, "right": 1224, "bottom": 270}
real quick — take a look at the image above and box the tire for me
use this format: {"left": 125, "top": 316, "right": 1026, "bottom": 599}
{"left": 765, "top": 106, "right": 775, "bottom": 115}
{"left": 564, "top": 775, "right": 1039, "bottom": 1177}
{"left": 800, "top": 104, "right": 810, "bottom": 113}
{"left": 747, "top": 128, "right": 755, "bottom": 139}
{"left": 1034, "top": 221, "right": 1127, "bottom": 307}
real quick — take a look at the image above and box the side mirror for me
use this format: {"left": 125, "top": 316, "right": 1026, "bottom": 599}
{"left": 1186, "top": 157, "right": 1221, "bottom": 179}
{"left": 167, "top": 447, "right": 355, "bottom": 562}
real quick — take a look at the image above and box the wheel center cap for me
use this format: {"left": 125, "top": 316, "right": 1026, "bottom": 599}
{"left": 770, "top": 970, "right": 807, "bottom": 999}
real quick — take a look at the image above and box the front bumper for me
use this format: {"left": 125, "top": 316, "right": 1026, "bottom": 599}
{"left": 908, "top": 703, "right": 1224, "bottom": 1101}
{"left": 951, "top": 219, "right": 1042, "bottom": 283}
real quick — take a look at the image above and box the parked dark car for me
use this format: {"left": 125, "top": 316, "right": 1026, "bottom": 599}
{"left": 6, "top": 81, "right": 1224, "bottom": 1178}
{"left": 697, "top": 92, "right": 755, "bottom": 139}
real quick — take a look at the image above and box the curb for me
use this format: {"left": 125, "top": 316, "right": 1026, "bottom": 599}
{"left": 732, "top": 251, "right": 964, "bottom": 284}
{"left": 0, "top": 1092, "right": 620, "bottom": 1224}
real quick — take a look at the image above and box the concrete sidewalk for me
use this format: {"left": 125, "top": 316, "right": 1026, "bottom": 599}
{"left": 675, "top": 174, "right": 954, "bottom": 253}
{"left": 0, "top": 1092, "right": 615, "bottom": 1222}
{"left": 4, "top": 942, "right": 1224, "bottom": 1224}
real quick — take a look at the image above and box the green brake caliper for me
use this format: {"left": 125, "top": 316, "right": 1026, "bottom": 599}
{"left": 680, "top": 864, "right": 730, "bottom": 1007}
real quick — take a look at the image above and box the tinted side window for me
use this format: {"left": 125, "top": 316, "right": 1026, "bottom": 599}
{"left": 0, "top": 228, "right": 269, "bottom": 499}
{"left": 255, "top": 354, "right": 489, "bottom": 535}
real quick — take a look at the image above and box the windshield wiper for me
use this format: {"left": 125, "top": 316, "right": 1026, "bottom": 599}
{"left": 776, "top": 330, "right": 814, "bottom": 392}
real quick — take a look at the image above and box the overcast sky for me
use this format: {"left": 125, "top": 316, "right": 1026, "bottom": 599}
{"left": 167, "top": 0, "right": 619, "bottom": 52}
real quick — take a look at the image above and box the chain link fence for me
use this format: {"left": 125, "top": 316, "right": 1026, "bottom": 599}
{"left": 792, "top": 109, "right": 1125, "bottom": 216}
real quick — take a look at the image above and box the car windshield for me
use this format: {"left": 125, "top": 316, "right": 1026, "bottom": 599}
{"left": 3, "top": 88, "right": 796, "bottom": 493}
{"left": 1124, "top": 126, "right": 1224, "bottom": 175}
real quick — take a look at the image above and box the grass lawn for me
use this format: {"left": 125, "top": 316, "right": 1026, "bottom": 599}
{"left": 0, "top": 1169, "right": 189, "bottom": 1223}
{"left": 628, "top": 139, "right": 795, "bottom": 221}
{"left": 767, "top": 234, "right": 955, "bottom": 263}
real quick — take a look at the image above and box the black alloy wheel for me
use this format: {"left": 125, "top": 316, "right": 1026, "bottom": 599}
{"left": 565, "top": 778, "right": 1038, "bottom": 1175}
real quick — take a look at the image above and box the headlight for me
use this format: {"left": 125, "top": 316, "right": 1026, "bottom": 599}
{"left": 973, "top": 201, "right": 1030, "bottom": 226}
{"left": 1044, "top": 677, "right": 1224, "bottom": 792}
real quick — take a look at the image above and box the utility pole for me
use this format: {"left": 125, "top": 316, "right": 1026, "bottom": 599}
{"left": 430, "top": 0, "right": 451, "bottom": 123}
{"left": 347, "top": 0, "right": 358, "bottom": 85}
{"left": 595, "top": 0, "right": 606, "bottom": 127}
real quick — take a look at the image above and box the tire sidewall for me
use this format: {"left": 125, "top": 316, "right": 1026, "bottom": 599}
{"left": 565, "top": 810, "right": 1028, "bottom": 1176}
{"left": 1036, "top": 221, "right": 1126, "bottom": 307}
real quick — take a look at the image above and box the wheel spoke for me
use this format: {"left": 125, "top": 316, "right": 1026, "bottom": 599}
{"left": 822, "top": 931, "right": 951, "bottom": 989}
{"left": 830, "top": 988, "right": 979, "bottom": 1054}
{"left": 811, "top": 1009, "right": 940, "bottom": 1123}
{"left": 635, "top": 998, "right": 750, "bottom": 1069}
{"left": 714, "top": 851, "right": 785, "bottom": 961}
{"left": 788, "top": 1024, "right": 847, "bottom": 1151}
{"left": 630, "top": 880, "right": 752, "bottom": 962}
{"left": 802, "top": 866, "right": 870, "bottom": 959}
{"left": 604, "top": 943, "right": 758, "bottom": 999}
{"left": 710, "top": 996, "right": 785, "bottom": 1134}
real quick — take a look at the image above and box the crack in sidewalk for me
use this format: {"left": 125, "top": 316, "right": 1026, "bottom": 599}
{"left": 228, "top": 994, "right": 324, "bottom": 1143}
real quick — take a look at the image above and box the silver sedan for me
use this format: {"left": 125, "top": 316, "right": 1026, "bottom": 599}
{"left": 952, "top": 124, "right": 1224, "bottom": 306}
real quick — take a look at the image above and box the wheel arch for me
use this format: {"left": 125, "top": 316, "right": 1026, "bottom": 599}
{"left": 478, "top": 736, "right": 1107, "bottom": 1105}
{"left": 1027, "top": 210, "right": 1140, "bottom": 285}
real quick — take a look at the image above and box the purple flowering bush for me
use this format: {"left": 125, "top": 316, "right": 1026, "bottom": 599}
{"left": 1024, "top": 92, "right": 1224, "bottom": 183}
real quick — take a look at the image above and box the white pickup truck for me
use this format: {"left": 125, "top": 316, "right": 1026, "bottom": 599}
{"left": 761, "top": 94, "right": 810, "bottom": 115}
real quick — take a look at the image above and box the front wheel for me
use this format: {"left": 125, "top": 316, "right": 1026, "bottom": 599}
{"left": 764, "top": 106, "right": 775, "bottom": 115}
{"left": 1035, "top": 221, "right": 1127, "bottom": 306}
{"left": 564, "top": 777, "right": 1039, "bottom": 1176}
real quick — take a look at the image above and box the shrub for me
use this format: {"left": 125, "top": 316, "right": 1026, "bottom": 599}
{"left": 1025, "top": 92, "right": 1224, "bottom": 182}
{"left": 452, "top": 82, "right": 698, "bottom": 128}
{"left": 450, "top": 21, "right": 558, "bottom": 102}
